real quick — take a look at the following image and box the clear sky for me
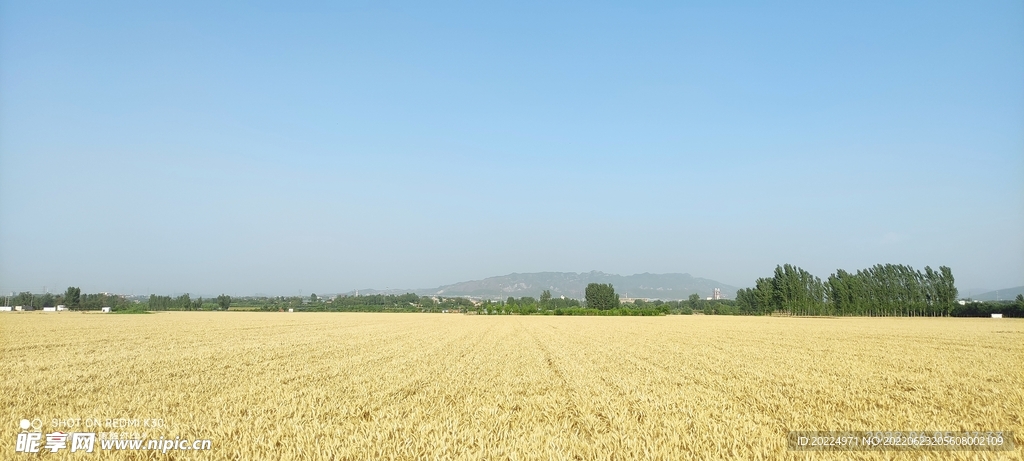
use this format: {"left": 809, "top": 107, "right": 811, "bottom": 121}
{"left": 1, "top": 1, "right": 1022, "bottom": 296}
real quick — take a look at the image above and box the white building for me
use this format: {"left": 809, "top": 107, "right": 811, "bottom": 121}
{"left": 0, "top": 306, "right": 11, "bottom": 312}
{"left": 620, "top": 297, "right": 650, "bottom": 304}
{"left": 101, "top": 307, "right": 111, "bottom": 313}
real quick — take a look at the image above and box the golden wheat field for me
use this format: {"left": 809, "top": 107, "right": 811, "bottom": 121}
{"left": 1, "top": 312, "right": 1021, "bottom": 460}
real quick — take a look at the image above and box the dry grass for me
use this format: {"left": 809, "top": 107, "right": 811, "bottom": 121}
{"left": 1, "top": 312, "right": 1021, "bottom": 460}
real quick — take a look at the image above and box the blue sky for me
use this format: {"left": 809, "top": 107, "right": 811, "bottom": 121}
{"left": 1, "top": 1, "right": 1022, "bottom": 296}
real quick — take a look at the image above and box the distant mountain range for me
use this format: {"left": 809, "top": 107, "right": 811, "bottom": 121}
{"left": 971, "top": 286, "right": 1024, "bottom": 301}
{"left": 345, "top": 271, "right": 738, "bottom": 300}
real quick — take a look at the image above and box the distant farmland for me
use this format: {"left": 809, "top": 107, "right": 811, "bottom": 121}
{"left": 2, "top": 313, "right": 1021, "bottom": 459}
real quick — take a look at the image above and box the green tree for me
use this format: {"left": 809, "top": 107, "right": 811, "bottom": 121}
{"left": 217, "top": 294, "right": 231, "bottom": 311}
{"left": 936, "top": 266, "right": 957, "bottom": 315}
{"left": 586, "top": 283, "right": 620, "bottom": 310}
{"left": 14, "top": 292, "right": 33, "bottom": 307}
{"left": 64, "top": 287, "right": 81, "bottom": 309}
{"left": 688, "top": 293, "right": 702, "bottom": 312}
{"left": 176, "top": 294, "right": 191, "bottom": 311}
{"left": 540, "top": 290, "right": 552, "bottom": 305}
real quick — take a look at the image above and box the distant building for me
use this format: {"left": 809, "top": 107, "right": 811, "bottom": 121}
{"left": 0, "top": 306, "right": 11, "bottom": 312}
{"left": 713, "top": 288, "right": 722, "bottom": 300}
{"left": 620, "top": 297, "right": 650, "bottom": 304}
{"left": 101, "top": 307, "right": 111, "bottom": 313}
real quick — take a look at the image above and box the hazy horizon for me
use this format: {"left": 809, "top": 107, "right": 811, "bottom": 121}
{"left": 0, "top": 268, "right": 1018, "bottom": 300}
{"left": 2, "top": 2, "right": 1022, "bottom": 296}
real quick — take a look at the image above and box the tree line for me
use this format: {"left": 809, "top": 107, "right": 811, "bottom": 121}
{"left": 734, "top": 264, "right": 967, "bottom": 316}
{"left": 3, "top": 287, "right": 134, "bottom": 311}
{"left": 949, "top": 295, "right": 1024, "bottom": 318}
{"left": 12, "top": 272, "right": 1019, "bottom": 318}
{"left": 2, "top": 285, "right": 713, "bottom": 316}
{"left": 245, "top": 287, "right": 670, "bottom": 315}
{"left": 147, "top": 294, "right": 231, "bottom": 311}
